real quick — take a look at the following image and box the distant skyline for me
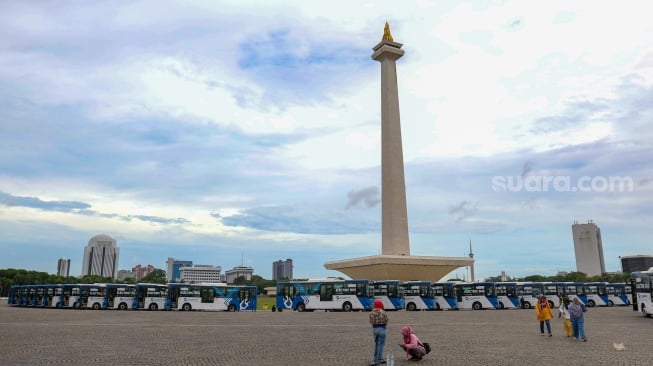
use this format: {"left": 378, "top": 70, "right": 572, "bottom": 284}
{"left": 1, "top": 1, "right": 652, "bottom": 280}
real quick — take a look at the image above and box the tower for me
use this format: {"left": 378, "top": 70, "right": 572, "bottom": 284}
{"left": 82, "top": 234, "right": 119, "bottom": 278}
{"left": 572, "top": 220, "right": 606, "bottom": 276}
{"left": 373, "top": 22, "right": 410, "bottom": 256}
{"left": 468, "top": 240, "right": 475, "bottom": 282}
{"left": 324, "top": 23, "right": 473, "bottom": 281}
{"left": 57, "top": 258, "right": 70, "bottom": 277}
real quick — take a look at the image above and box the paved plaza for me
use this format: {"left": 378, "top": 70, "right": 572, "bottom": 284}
{"left": 0, "top": 302, "right": 651, "bottom": 365}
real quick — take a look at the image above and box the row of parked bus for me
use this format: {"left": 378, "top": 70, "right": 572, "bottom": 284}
{"left": 7, "top": 282, "right": 258, "bottom": 312}
{"left": 275, "top": 276, "right": 650, "bottom": 314}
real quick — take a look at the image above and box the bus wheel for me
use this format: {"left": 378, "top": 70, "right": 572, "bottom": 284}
{"left": 607, "top": 300, "right": 614, "bottom": 307}
{"left": 92, "top": 303, "right": 101, "bottom": 310}
{"left": 642, "top": 305, "right": 650, "bottom": 318}
{"left": 228, "top": 304, "right": 237, "bottom": 312}
{"left": 182, "top": 303, "right": 192, "bottom": 311}
{"left": 118, "top": 303, "right": 128, "bottom": 310}
{"left": 149, "top": 303, "right": 158, "bottom": 311}
{"left": 522, "top": 302, "right": 531, "bottom": 309}
{"left": 547, "top": 300, "right": 554, "bottom": 309}
{"left": 472, "top": 302, "right": 482, "bottom": 310}
{"left": 587, "top": 300, "right": 595, "bottom": 308}
{"left": 342, "top": 302, "right": 353, "bottom": 312}
{"left": 296, "top": 303, "right": 306, "bottom": 312}
{"left": 406, "top": 303, "right": 417, "bottom": 311}
{"left": 498, "top": 302, "right": 505, "bottom": 309}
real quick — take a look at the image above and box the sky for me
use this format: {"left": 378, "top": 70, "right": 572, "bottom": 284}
{"left": 1, "top": 1, "right": 652, "bottom": 281}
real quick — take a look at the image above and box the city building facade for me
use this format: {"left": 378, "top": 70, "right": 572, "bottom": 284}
{"left": 166, "top": 258, "right": 193, "bottom": 282}
{"left": 82, "top": 234, "right": 120, "bottom": 278}
{"left": 132, "top": 264, "right": 156, "bottom": 282}
{"left": 621, "top": 255, "right": 653, "bottom": 273}
{"left": 57, "top": 258, "right": 70, "bottom": 277}
{"left": 272, "top": 259, "right": 293, "bottom": 280}
{"left": 179, "top": 265, "right": 222, "bottom": 283}
{"left": 225, "top": 266, "right": 254, "bottom": 284}
{"left": 572, "top": 220, "right": 606, "bottom": 277}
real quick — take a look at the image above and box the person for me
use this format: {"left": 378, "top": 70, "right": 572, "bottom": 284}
{"left": 369, "top": 299, "right": 388, "bottom": 366}
{"left": 568, "top": 297, "right": 587, "bottom": 341}
{"left": 559, "top": 298, "right": 572, "bottom": 337}
{"left": 399, "top": 325, "right": 426, "bottom": 361}
{"left": 535, "top": 295, "right": 553, "bottom": 337}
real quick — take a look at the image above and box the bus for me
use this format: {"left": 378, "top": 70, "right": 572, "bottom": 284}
{"left": 55, "top": 284, "right": 79, "bottom": 308}
{"left": 583, "top": 282, "right": 609, "bottom": 307}
{"left": 402, "top": 281, "right": 436, "bottom": 311}
{"left": 431, "top": 282, "right": 457, "bottom": 310}
{"left": 606, "top": 283, "right": 631, "bottom": 307}
{"left": 558, "top": 282, "right": 585, "bottom": 306}
{"left": 542, "top": 282, "right": 562, "bottom": 308}
{"left": 103, "top": 284, "right": 136, "bottom": 310}
{"left": 454, "top": 282, "right": 498, "bottom": 310}
{"left": 7, "top": 285, "right": 22, "bottom": 306}
{"left": 276, "top": 279, "right": 373, "bottom": 312}
{"left": 515, "top": 282, "right": 543, "bottom": 309}
{"left": 494, "top": 282, "right": 520, "bottom": 309}
{"left": 132, "top": 283, "right": 168, "bottom": 311}
{"left": 168, "top": 283, "right": 258, "bottom": 312}
{"left": 73, "top": 284, "right": 106, "bottom": 309}
{"left": 631, "top": 270, "right": 653, "bottom": 318}
{"left": 371, "top": 280, "right": 404, "bottom": 310}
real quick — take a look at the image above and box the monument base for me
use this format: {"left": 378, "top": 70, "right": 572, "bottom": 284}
{"left": 324, "top": 255, "right": 473, "bottom": 282}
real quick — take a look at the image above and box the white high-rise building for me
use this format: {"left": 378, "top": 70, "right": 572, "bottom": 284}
{"left": 57, "top": 258, "right": 70, "bottom": 277}
{"left": 82, "top": 234, "right": 120, "bottom": 278}
{"left": 572, "top": 220, "right": 606, "bottom": 276}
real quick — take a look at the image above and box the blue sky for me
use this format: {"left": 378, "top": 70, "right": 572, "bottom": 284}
{"left": 1, "top": 1, "right": 652, "bottom": 280}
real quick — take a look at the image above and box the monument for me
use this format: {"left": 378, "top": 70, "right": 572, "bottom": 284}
{"left": 324, "top": 23, "right": 473, "bottom": 281}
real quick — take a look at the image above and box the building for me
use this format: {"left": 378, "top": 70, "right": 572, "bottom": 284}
{"left": 116, "top": 269, "right": 136, "bottom": 281}
{"left": 166, "top": 258, "right": 193, "bottom": 282}
{"left": 132, "top": 264, "right": 156, "bottom": 282}
{"left": 82, "top": 234, "right": 120, "bottom": 278}
{"left": 621, "top": 255, "right": 653, "bottom": 273}
{"left": 225, "top": 266, "right": 254, "bottom": 284}
{"left": 272, "top": 259, "right": 293, "bottom": 280}
{"left": 571, "top": 220, "right": 606, "bottom": 276}
{"left": 180, "top": 265, "right": 222, "bottom": 283}
{"left": 57, "top": 258, "right": 70, "bottom": 277}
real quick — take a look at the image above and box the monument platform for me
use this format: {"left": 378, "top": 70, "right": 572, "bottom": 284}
{"left": 324, "top": 255, "right": 473, "bottom": 282}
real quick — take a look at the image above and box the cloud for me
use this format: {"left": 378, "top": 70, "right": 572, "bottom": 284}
{"left": 447, "top": 200, "right": 478, "bottom": 222}
{"left": 0, "top": 192, "right": 90, "bottom": 212}
{"left": 345, "top": 186, "right": 380, "bottom": 209}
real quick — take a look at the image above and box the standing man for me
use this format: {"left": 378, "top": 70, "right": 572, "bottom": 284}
{"left": 369, "top": 299, "right": 388, "bottom": 366}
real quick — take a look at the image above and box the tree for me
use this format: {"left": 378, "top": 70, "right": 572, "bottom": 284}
{"left": 140, "top": 269, "right": 167, "bottom": 284}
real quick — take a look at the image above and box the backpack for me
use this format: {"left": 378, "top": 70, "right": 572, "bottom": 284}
{"left": 421, "top": 342, "right": 431, "bottom": 354}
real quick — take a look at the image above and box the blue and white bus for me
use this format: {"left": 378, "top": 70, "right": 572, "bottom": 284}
{"left": 431, "top": 282, "right": 457, "bottom": 310}
{"left": 583, "top": 282, "right": 609, "bottom": 307}
{"left": 7, "top": 285, "right": 22, "bottom": 306}
{"left": 372, "top": 280, "right": 404, "bottom": 310}
{"left": 402, "top": 281, "right": 436, "bottom": 311}
{"left": 515, "top": 282, "right": 543, "bottom": 309}
{"left": 494, "top": 282, "right": 520, "bottom": 309}
{"left": 559, "top": 282, "right": 585, "bottom": 306}
{"left": 74, "top": 284, "right": 107, "bottom": 309}
{"left": 132, "top": 283, "right": 168, "bottom": 311}
{"left": 542, "top": 282, "right": 562, "bottom": 308}
{"left": 276, "top": 279, "right": 373, "bottom": 312}
{"left": 631, "top": 270, "right": 653, "bottom": 318}
{"left": 103, "top": 284, "right": 136, "bottom": 310}
{"left": 168, "top": 283, "right": 257, "bottom": 312}
{"left": 606, "top": 283, "right": 631, "bottom": 306}
{"left": 454, "top": 282, "right": 498, "bottom": 310}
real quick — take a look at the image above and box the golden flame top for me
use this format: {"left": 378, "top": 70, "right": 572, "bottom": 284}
{"left": 382, "top": 21, "right": 394, "bottom": 42}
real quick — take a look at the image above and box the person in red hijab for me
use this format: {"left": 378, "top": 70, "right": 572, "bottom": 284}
{"left": 400, "top": 325, "right": 426, "bottom": 361}
{"left": 369, "top": 300, "right": 388, "bottom": 365}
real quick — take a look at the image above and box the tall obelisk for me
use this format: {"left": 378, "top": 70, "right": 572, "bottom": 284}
{"left": 324, "top": 23, "right": 474, "bottom": 281}
{"left": 372, "top": 22, "right": 410, "bottom": 256}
